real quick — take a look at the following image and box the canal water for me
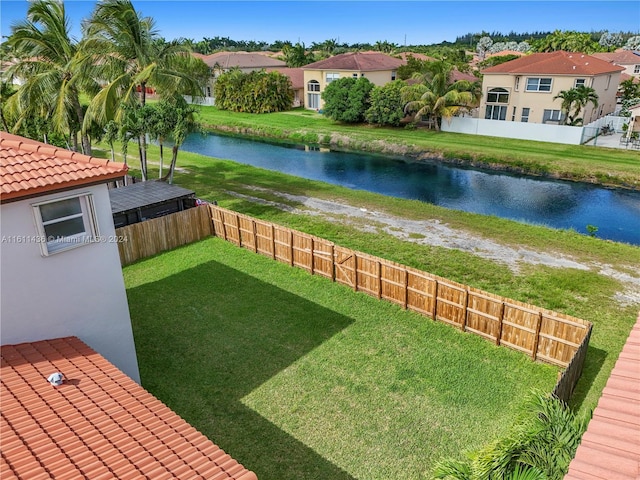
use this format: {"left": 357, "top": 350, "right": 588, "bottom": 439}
{"left": 180, "top": 133, "right": 640, "bottom": 246}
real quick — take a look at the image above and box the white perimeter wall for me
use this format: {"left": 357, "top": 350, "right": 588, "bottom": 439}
{"left": 441, "top": 117, "right": 585, "bottom": 145}
{"left": 1, "top": 184, "right": 140, "bottom": 382}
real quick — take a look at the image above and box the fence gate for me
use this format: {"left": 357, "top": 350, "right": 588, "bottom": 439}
{"left": 334, "top": 247, "right": 356, "bottom": 290}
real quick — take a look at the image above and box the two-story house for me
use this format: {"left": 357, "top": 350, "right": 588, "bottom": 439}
{"left": 302, "top": 51, "right": 404, "bottom": 111}
{"left": 480, "top": 51, "right": 624, "bottom": 125}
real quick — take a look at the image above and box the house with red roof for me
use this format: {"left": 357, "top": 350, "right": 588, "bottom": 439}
{"left": 480, "top": 51, "right": 624, "bottom": 125}
{"left": 0, "top": 132, "right": 141, "bottom": 382}
{"left": 1, "top": 133, "right": 258, "bottom": 479}
{"left": 197, "top": 52, "right": 287, "bottom": 100}
{"left": 1, "top": 336, "right": 258, "bottom": 480}
{"left": 302, "top": 51, "right": 404, "bottom": 110}
{"left": 591, "top": 50, "right": 640, "bottom": 80}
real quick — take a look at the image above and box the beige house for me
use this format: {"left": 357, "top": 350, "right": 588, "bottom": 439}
{"left": 591, "top": 50, "right": 640, "bottom": 80}
{"left": 302, "top": 52, "right": 404, "bottom": 110}
{"left": 480, "top": 51, "right": 624, "bottom": 125}
{"left": 198, "top": 51, "right": 287, "bottom": 98}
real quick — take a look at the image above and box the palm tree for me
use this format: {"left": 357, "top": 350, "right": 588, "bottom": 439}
{"left": 401, "top": 61, "right": 476, "bottom": 130}
{"left": 553, "top": 89, "right": 580, "bottom": 125}
{"left": 83, "top": 0, "right": 207, "bottom": 179}
{"left": 572, "top": 85, "right": 598, "bottom": 124}
{"left": 164, "top": 100, "right": 198, "bottom": 184}
{"left": 554, "top": 86, "right": 598, "bottom": 126}
{"left": 6, "top": 0, "right": 98, "bottom": 153}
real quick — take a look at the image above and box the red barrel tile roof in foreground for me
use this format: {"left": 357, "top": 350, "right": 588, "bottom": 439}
{"left": 0, "top": 133, "right": 128, "bottom": 202}
{"left": 564, "top": 312, "right": 640, "bottom": 480}
{"left": 1, "top": 336, "right": 257, "bottom": 480}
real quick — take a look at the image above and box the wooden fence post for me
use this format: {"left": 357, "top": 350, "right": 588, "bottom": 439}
{"left": 461, "top": 288, "right": 469, "bottom": 331}
{"left": 221, "top": 211, "right": 228, "bottom": 241}
{"left": 532, "top": 312, "right": 543, "bottom": 360}
{"left": 236, "top": 213, "right": 242, "bottom": 247}
{"left": 353, "top": 253, "right": 358, "bottom": 292}
{"left": 496, "top": 302, "right": 505, "bottom": 345}
{"left": 271, "top": 225, "right": 276, "bottom": 260}
{"left": 289, "top": 230, "right": 294, "bottom": 266}
{"left": 252, "top": 220, "right": 258, "bottom": 253}
{"left": 431, "top": 280, "right": 439, "bottom": 320}
{"left": 310, "top": 238, "right": 315, "bottom": 275}
{"left": 403, "top": 269, "right": 409, "bottom": 310}
{"left": 331, "top": 245, "right": 336, "bottom": 282}
{"left": 377, "top": 261, "right": 382, "bottom": 299}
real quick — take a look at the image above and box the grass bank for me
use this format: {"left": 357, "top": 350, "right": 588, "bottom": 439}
{"left": 194, "top": 106, "right": 640, "bottom": 190}
{"left": 124, "top": 238, "right": 558, "bottom": 480}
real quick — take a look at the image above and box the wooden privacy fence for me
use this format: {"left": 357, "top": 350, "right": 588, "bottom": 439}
{"left": 210, "top": 205, "right": 592, "bottom": 397}
{"left": 113, "top": 204, "right": 592, "bottom": 401}
{"left": 116, "top": 205, "right": 213, "bottom": 266}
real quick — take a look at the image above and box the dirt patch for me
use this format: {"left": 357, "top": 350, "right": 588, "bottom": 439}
{"left": 226, "top": 187, "right": 640, "bottom": 307}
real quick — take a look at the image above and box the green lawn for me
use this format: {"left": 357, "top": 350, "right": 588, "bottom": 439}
{"left": 115, "top": 142, "right": 639, "bottom": 418}
{"left": 109, "top": 114, "right": 639, "bottom": 478}
{"left": 124, "top": 238, "right": 557, "bottom": 480}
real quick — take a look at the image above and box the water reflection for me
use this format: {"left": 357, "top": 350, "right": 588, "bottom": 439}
{"left": 180, "top": 133, "right": 640, "bottom": 245}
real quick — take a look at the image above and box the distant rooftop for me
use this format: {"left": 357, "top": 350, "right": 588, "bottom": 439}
{"left": 1, "top": 336, "right": 258, "bottom": 480}
{"left": 303, "top": 51, "right": 404, "bottom": 71}
{"left": 482, "top": 51, "right": 625, "bottom": 76}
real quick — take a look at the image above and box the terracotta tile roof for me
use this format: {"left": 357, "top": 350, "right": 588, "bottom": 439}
{"left": 564, "top": 312, "right": 640, "bottom": 480}
{"left": 264, "top": 67, "right": 305, "bottom": 89}
{"left": 1, "top": 337, "right": 258, "bottom": 480}
{"left": 481, "top": 51, "right": 625, "bottom": 76}
{"left": 202, "top": 52, "right": 286, "bottom": 69}
{"left": 303, "top": 51, "right": 404, "bottom": 71}
{"left": 591, "top": 50, "right": 640, "bottom": 65}
{"left": 1, "top": 133, "right": 128, "bottom": 203}
{"left": 450, "top": 69, "right": 478, "bottom": 83}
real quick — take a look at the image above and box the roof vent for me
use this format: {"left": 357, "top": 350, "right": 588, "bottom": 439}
{"left": 47, "top": 372, "right": 64, "bottom": 386}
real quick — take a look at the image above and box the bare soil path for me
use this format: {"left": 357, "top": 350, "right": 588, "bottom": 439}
{"left": 227, "top": 187, "right": 640, "bottom": 307}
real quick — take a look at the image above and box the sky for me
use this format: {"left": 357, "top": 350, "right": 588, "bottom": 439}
{"left": 1, "top": 1, "right": 639, "bottom": 47}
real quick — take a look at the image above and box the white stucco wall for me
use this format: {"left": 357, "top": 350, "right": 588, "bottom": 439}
{"left": 441, "top": 117, "right": 585, "bottom": 145}
{"left": 1, "top": 184, "right": 140, "bottom": 382}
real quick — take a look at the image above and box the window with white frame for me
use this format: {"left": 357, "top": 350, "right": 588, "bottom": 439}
{"left": 32, "top": 194, "right": 98, "bottom": 255}
{"left": 307, "top": 80, "right": 320, "bottom": 92}
{"left": 486, "top": 87, "right": 509, "bottom": 103}
{"left": 485, "top": 105, "right": 507, "bottom": 120}
{"left": 542, "top": 109, "right": 563, "bottom": 123}
{"left": 307, "top": 93, "right": 320, "bottom": 109}
{"left": 391, "top": 70, "right": 397, "bottom": 81}
{"left": 634, "top": 65, "right": 640, "bottom": 74}
{"left": 325, "top": 72, "right": 340, "bottom": 83}
{"left": 521, "top": 107, "right": 530, "bottom": 122}
{"left": 605, "top": 75, "right": 611, "bottom": 90}
{"left": 526, "top": 77, "right": 552, "bottom": 92}
{"left": 574, "top": 78, "right": 586, "bottom": 88}
{"left": 352, "top": 73, "right": 358, "bottom": 78}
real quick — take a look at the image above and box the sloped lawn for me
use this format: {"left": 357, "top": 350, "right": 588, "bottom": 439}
{"left": 125, "top": 237, "right": 557, "bottom": 480}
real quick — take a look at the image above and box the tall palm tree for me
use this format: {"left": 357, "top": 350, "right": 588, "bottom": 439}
{"left": 6, "top": 0, "right": 98, "bottom": 153}
{"left": 401, "top": 61, "right": 476, "bottom": 130}
{"left": 83, "top": 0, "right": 207, "bottom": 179}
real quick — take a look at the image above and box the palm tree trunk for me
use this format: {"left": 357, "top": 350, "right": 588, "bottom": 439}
{"left": 71, "top": 95, "right": 92, "bottom": 155}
